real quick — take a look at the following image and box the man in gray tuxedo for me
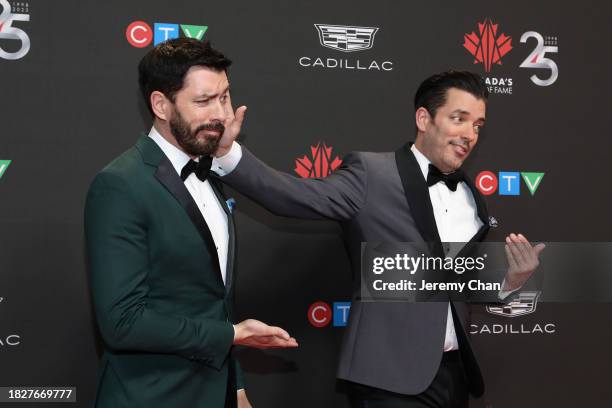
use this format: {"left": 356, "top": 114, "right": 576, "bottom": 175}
{"left": 210, "top": 71, "right": 544, "bottom": 408}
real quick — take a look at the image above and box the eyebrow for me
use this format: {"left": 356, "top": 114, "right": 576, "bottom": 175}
{"left": 196, "top": 83, "right": 231, "bottom": 99}
{"left": 451, "top": 109, "right": 485, "bottom": 122}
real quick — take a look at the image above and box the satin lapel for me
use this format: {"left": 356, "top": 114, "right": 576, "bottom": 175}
{"left": 463, "top": 174, "right": 489, "bottom": 227}
{"left": 154, "top": 156, "right": 224, "bottom": 286}
{"left": 464, "top": 174, "right": 490, "bottom": 243}
{"left": 456, "top": 175, "right": 491, "bottom": 258}
{"left": 209, "top": 177, "right": 235, "bottom": 293}
{"left": 394, "top": 143, "right": 444, "bottom": 257}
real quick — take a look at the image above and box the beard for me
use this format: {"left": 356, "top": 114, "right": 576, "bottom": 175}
{"left": 169, "top": 106, "right": 225, "bottom": 157}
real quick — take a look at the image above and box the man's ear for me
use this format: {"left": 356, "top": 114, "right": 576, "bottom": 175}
{"left": 415, "top": 107, "right": 431, "bottom": 133}
{"left": 151, "top": 91, "right": 171, "bottom": 121}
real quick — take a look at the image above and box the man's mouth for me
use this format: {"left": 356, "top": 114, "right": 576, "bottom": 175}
{"left": 195, "top": 122, "right": 225, "bottom": 138}
{"left": 450, "top": 142, "right": 468, "bottom": 157}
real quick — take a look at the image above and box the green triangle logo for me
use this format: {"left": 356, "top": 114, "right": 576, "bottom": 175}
{"left": 0, "top": 160, "right": 11, "bottom": 179}
{"left": 521, "top": 172, "right": 544, "bottom": 195}
{"left": 181, "top": 25, "right": 208, "bottom": 40}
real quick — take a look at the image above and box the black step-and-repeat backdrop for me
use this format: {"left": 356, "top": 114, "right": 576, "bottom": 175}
{"left": 1, "top": 0, "right": 611, "bottom": 407}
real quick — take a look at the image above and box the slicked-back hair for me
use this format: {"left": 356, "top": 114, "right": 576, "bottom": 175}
{"left": 414, "top": 71, "right": 489, "bottom": 120}
{"left": 138, "top": 38, "right": 232, "bottom": 115}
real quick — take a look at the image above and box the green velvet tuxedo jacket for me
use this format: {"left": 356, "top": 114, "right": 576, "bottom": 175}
{"left": 85, "top": 135, "right": 243, "bottom": 408}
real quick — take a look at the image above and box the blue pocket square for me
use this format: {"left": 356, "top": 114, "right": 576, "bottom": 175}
{"left": 226, "top": 198, "right": 236, "bottom": 214}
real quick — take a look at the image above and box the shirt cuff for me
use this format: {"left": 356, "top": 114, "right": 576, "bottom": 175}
{"left": 498, "top": 278, "right": 521, "bottom": 300}
{"left": 212, "top": 142, "right": 243, "bottom": 176}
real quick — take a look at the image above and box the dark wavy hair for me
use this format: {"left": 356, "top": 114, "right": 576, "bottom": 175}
{"left": 414, "top": 71, "right": 488, "bottom": 119}
{"left": 138, "top": 38, "right": 232, "bottom": 115}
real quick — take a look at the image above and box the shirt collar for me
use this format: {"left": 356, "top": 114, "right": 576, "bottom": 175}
{"left": 410, "top": 144, "right": 431, "bottom": 180}
{"left": 148, "top": 126, "right": 192, "bottom": 176}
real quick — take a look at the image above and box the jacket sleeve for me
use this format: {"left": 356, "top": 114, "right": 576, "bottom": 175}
{"left": 84, "top": 172, "right": 234, "bottom": 370}
{"left": 220, "top": 147, "right": 368, "bottom": 221}
{"left": 233, "top": 357, "right": 246, "bottom": 390}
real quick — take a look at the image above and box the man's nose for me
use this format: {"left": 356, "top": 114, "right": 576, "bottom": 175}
{"left": 211, "top": 99, "right": 228, "bottom": 123}
{"left": 462, "top": 125, "right": 477, "bottom": 142}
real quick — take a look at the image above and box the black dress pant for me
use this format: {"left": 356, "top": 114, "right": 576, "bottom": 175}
{"left": 347, "top": 351, "right": 468, "bottom": 408}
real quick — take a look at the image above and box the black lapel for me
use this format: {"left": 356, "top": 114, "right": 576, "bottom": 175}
{"left": 464, "top": 173, "right": 490, "bottom": 242}
{"left": 463, "top": 173, "right": 489, "bottom": 228}
{"left": 394, "top": 143, "right": 444, "bottom": 257}
{"left": 455, "top": 173, "right": 491, "bottom": 258}
{"left": 209, "top": 177, "right": 230, "bottom": 215}
{"left": 154, "top": 156, "right": 224, "bottom": 286}
{"left": 137, "top": 135, "right": 227, "bottom": 288}
{"left": 209, "top": 176, "right": 236, "bottom": 293}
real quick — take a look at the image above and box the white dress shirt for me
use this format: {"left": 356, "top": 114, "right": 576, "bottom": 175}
{"left": 214, "top": 142, "right": 491, "bottom": 351}
{"left": 410, "top": 144, "right": 483, "bottom": 351}
{"left": 149, "top": 127, "right": 230, "bottom": 285}
{"left": 212, "top": 141, "right": 243, "bottom": 177}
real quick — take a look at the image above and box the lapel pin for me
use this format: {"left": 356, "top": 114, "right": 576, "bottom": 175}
{"left": 488, "top": 216, "right": 498, "bottom": 228}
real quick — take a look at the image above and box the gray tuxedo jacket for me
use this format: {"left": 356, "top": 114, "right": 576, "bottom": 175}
{"left": 219, "top": 143, "right": 490, "bottom": 397}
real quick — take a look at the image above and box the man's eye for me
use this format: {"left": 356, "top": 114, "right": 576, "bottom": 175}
{"left": 196, "top": 99, "right": 210, "bottom": 105}
{"left": 451, "top": 116, "right": 462, "bottom": 123}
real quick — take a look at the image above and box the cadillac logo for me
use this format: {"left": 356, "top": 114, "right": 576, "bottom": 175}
{"left": 314, "top": 24, "right": 379, "bottom": 52}
{"left": 486, "top": 291, "right": 540, "bottom": 317}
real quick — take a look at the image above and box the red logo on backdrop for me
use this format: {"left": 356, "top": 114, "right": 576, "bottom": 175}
{"left": 308, "top": 301, "right": 331, "bottom": 327}
{"left": 295, "top": 142, "right": 342, "bottom": 178}
{"left": 126, "top": 21, "right": 153, "bottom": 48}
{"left": 463, "top": 19, "right": 513, "bottom": 73}
{"left": 475, "top": 171, "right": 498, "bottom": 195}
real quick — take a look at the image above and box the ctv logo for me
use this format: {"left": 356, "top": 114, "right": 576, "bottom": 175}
{"left": 0, "top": 160, "right": 11, "bottom": 179}
{"left": 307, "top": 301, "right": 351, "bottom": 328}
{"left": 475, "top": 171, "right": 544, "bottom": 196}
{"left": 125, "top": 20, "right": 208, "bottom": 48}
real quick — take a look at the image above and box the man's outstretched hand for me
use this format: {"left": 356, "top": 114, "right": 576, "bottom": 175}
{"left": 237, "top": 389, "right": 252, "bottom": 408}
{"left": 504, "top": 233, "right": 546, "bottom": 292}
{"left": 215, "top": 99, "right": 247, "bottom": 157}
{"left": 233, "top": 319, "right": 298, "bottom": 349}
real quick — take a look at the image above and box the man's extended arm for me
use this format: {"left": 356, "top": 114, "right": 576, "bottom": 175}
{"left": 215, "top": 142, "right": 367, "bottom": 221}
{"left": 85, "top": 172, "right": 296, "bottom": 369}
{"left": 211, "top": 103, "right": 367, "bottom": 221}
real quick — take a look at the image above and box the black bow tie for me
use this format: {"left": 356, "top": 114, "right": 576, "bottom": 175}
{"left": 180, "top": 157, "right": 213, "bottom": 182}
{"left": 426, "top": 164, "right": 464, "bottom": 192}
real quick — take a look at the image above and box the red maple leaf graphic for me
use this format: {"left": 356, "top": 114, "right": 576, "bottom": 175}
{"left": 294, "top": 142, "right": 342, "bottom": 178}
{"left": 463, "top": 18, "right": 512, "bottom": 73}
